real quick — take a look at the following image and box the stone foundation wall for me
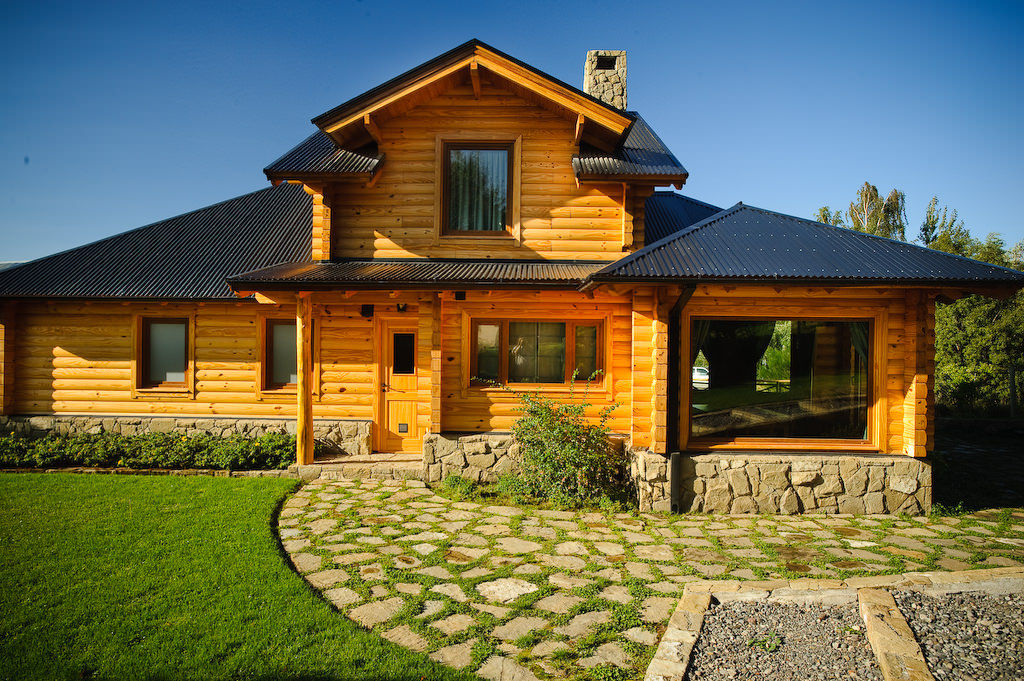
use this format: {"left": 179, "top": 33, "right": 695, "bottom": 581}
{"left": 422, "top": 432, "right": 520, "bottom": 483}
{"left": 0, "top": 415, "right": 372, "bottom": 456}
{"left": 630, "top": 451, "right": 932, "bottom": 515}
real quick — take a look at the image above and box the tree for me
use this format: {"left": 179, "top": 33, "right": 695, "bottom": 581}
{"left": 846, "top": 182, "right": 908, "bottom": 240}
{"left": 813, "top": 182, "right": 908, "bottom": 240}
{"left": 918, "top": 196, "right": 962, "bottom": 247}
{"left": 813, "top": 206, "right": 845, "bottom": 226}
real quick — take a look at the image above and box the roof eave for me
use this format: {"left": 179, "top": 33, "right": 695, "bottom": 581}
{"left": 577, "top": 172, "right": 689, "bottom": 186}
{"left": 581, "top": 275, "right": 1024, "bottom": 291}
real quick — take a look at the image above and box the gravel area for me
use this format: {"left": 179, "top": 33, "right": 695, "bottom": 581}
{"left": 685, "top": 600, "right": 881, "bottom": 680}
{"left": 894, "top": 590, "right": 1024, "bottom": 680}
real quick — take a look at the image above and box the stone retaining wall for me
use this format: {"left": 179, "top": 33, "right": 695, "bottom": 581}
{"left": 422, "top": 432, "right": 520, "bottom": 483}
{"left": 631, "top": 451, "right": 932, "bottom": 515}
{"left": 0, "top": 415, "right": 372, "bottom": 456}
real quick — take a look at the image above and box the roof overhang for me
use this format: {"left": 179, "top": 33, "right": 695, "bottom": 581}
{"left": 311, "top": 40, "right": 633, "bottom": 152}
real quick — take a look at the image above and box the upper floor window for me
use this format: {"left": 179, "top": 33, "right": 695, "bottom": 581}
{"left": 443, "top": 142, "right": 512, "bottom": 234}
{"left": 140, "top": 318, "right": 188, "bottom": 388}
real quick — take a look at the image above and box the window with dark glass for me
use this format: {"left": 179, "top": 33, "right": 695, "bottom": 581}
{"left": 471, "top": 320, "right": 602, "bottom": 385}
{"left": 444, "top": 142, "right": 511, "bottom": 233}
{"left": 141, "top": 318, "right": 187, "bottom": 388}
{"left": 689, "top": 319, "right": 871, "bottom": 440}
{"left": 393, "top": 333, "right": 415, "bottom": 375}
{"left": 265, "top": 320, "right": 297, "bottom": 389}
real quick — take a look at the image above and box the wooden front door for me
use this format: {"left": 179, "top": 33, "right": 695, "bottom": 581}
{"left": 376, "top": 321, "right": 419, "bottom": 452}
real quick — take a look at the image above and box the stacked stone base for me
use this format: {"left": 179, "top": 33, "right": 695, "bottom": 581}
{"left": 422, "top": 432, "right": 520, "bottom": 483}
{"left": 630, "top": 450, "right": 932, "bottom": 515}
{"left": 0, "top": 414, "right": 372, "bottom": 456}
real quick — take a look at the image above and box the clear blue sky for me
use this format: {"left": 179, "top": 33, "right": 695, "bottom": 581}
{"left": 2, "top": 0, "right": 1021, "bottom": 262}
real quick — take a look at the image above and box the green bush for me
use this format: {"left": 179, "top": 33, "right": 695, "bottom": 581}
{"left": 0, "top": 431, "right": 302, "bottom": 470}
{"left": 499, "top": 378, "right": 625, "bottom": 509}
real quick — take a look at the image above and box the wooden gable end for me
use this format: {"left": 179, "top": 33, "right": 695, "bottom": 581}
{"left": 326, "top": 74, "right": 641, "bottom": 261}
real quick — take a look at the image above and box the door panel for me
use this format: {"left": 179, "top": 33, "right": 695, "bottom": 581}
{"left": 378, "top": 324, "right": 419, "bottom": 452}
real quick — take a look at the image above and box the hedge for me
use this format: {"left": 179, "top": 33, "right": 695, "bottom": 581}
{"left": 0, "top": 432, "right": 308, "bottom": 471}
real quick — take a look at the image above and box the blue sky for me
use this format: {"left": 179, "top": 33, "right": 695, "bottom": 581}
{"left": 2, "top": 0, "right": 1021, "bottom": 261}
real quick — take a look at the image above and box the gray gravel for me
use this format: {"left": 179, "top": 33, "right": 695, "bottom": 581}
{"left": 685, "top": 600, "right": 881, "bottom": 680}
{"left": 894, "top": 590, "right": 1024, "bottom": 681}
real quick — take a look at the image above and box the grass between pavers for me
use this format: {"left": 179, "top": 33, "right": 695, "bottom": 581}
{"left": 0, "top": 474, "right": 477, "bottom": 681}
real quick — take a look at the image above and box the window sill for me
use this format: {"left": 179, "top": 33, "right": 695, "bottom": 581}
{"left": 686, "top": 439, "right": 877, "bottom": 452}
{"left": 258, "top": 388, "right": 297, "bottom": 401}
{"left": 134, "top": 386, "right": 192, "bottom": 397}
{"left": 471, "top": 382, "right": 610, "bottom": 397}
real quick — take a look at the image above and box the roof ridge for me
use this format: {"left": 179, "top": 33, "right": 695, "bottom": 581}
{"left": 0, "top": 185, "right": 297, "bottom": 282}
{"left": 741, "top": 203, "right": 1024, "bottom": 277}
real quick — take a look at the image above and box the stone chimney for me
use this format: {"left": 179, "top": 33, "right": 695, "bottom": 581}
{"left": 583, "top": 50, "right": 627, "bottom": 109}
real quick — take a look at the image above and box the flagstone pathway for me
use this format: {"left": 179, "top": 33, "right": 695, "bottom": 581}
{"left": 278, "top": 479, "right": 1024, "bottom": 680}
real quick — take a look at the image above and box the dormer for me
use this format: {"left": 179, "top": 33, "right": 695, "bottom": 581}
{"left": 264, "top": 40, "right": 688, "bottom": 261}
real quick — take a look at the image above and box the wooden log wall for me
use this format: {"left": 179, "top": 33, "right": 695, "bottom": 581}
{"left": 438, "top": 291, "right": 633, "bottom": 433}
{"left": 1, "top": 302, "right": 15, "bottom": 415}
{"left": 667, "top": 285, "right": 937, "bottom": 456}
{"left": 327, "top": 79, "right": 630, "bottom": 261}
{"left": 9, "top": 285, "right": 938, "bottom": 458}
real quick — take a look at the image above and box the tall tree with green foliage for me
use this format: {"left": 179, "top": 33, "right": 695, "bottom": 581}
{"left": 846, "top": 182, "right": 908, "bottom": 240}
{"left": 816, "top": 186, "right": 1024, "bottom": 415}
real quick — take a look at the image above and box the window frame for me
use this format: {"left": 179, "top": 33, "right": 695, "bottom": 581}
{"left": 680, "top": 303, "right": 887, "bottom": 452}
{"left": 262, "top": 318, "right": 299, "bottom": 392}
{"left": 469, "top": 318, "right": 605, "bottom": 387}
{"left": 434, "top": 134, "right": 522, "bottom": 243}
{"left": 132, "top": 313, "right": 195, "bottom": 396}
{"left": 256, "top": 312, "right": 319, "bottom": 400}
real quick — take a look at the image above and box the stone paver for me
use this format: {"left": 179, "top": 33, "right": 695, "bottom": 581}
{"left": 279, "top": 476, "right": 1024, "bottom": 680}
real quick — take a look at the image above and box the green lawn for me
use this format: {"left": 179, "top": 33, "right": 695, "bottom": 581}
{"left": 0, "top": 474, "right": 476, "bottom": 681}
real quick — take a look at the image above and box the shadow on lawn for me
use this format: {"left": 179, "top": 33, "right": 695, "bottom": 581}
{"left": 932, "top": 417, "right": 1024, "bottom": 512}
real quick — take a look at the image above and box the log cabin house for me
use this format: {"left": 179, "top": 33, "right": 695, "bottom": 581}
{"left": 2, "top": 40, "right": 1022, "bottom": 514}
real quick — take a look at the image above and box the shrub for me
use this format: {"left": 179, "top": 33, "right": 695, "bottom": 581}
{"left": 499, "top": 376, "right": 625, "bottom": 508}
{"left": 0, "top": 431, "right": 304, "bottom": 470}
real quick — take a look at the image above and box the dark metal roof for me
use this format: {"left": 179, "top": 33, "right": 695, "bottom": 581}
{"left": 590, "top": 201, "right": 1024, "bottom": 286}
{"left": 228, "top": 259, "right": 606, "bottom": 291}
{"left": 572, "top": 113, "right": 688, "bottom": 180}
{"left": 264, "top": 131, "right": 382, "bottom": 179}
{"left": 0, "top": 185, "right": 312, "bottom": 300}
{"left": 644, "top": 192, "right": 723, "bottom": 243}
{"left": 311, "top": 38, "right": 630, "bottom": 130}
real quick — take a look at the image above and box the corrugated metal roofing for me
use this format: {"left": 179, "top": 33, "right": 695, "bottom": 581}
{"left": 591, "top": 201, "right": 1024, "bottom": 286}
{"left": 264, "top": 131, "right": 381, "bottom": 178}
{"left": 572, "top": 113, "right": 688, "bottom": 179}
{"left": 644, "top": 192, "right": 723, "bottom": 243}
{"left": 0, "top": 184, "right": 312, "bottom": 300}
{"left": 228, "top": 259, "right": 605, "bottom": 290}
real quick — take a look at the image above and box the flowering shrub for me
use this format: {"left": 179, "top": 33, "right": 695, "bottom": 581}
{"left": 0, "top": 431, "right": 302, "bottom": 470}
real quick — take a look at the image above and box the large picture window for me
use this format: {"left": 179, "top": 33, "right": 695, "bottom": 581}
{"left": 471, "top": 319, "right": 602, "bottom": 385}
{"left": 443, "top": 142, "right": 512, "bottom": 234}
{"left": 689, "top": 318, "right": 871, "bottom": 441}
{"left": 140, "top": 318, "right": 188, "bottom": 388}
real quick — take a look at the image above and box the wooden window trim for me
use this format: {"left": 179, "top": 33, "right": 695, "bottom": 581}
{"left": 434, "top": 133, "right": 522, "bottom": 245}
{"left": 131, "top": 313, "right": 195, "bottom": 398}
{"left": 256, "top": 311, "right": 320, "bottom": 401}
{"left": 469, "top": 318, "right": 605, "bottom": 389}
{"left": 679, "top": 304, "right": 887, "bottom": 452}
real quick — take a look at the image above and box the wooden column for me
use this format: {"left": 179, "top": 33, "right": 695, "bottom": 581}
{"left": 902, "top": 291, "right": 930, "bottom": 458}
{"left": 430, "top": 293, "right": 442, "bottom": 434}
{"left": 311, "top": 190, "right": 331, "bottom": 261}
{"left": 630, "top": 287, "right": 656, "bottom": 450}
{"left": 0, "top": 302, "right": 16, "bottom": 415}
{"left": 296, "top": 292, "right": 314, "bottom": 465}
{"left": 651, "top": 289, "right": 669, "bottom": 454}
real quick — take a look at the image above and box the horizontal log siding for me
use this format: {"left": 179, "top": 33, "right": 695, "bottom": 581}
{"left": 329, "top": 81, "right": 626, "bottom": 260}
{"left": 438, "top": 292, "right": 632, "bottom": 433}
{"left": 666, "top": 285, "right": 931, "bottom": 456}
{"left": 11, "top": 300, "right": 385, "bottom": 420}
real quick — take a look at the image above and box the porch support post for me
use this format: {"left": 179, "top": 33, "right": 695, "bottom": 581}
{"left": 296, "top": 292, "right": 314, "bottom": 465}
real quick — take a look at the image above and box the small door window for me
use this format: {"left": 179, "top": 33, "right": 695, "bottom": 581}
{"left": 393, "top": 333, "right": 415, "bottom": 375}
